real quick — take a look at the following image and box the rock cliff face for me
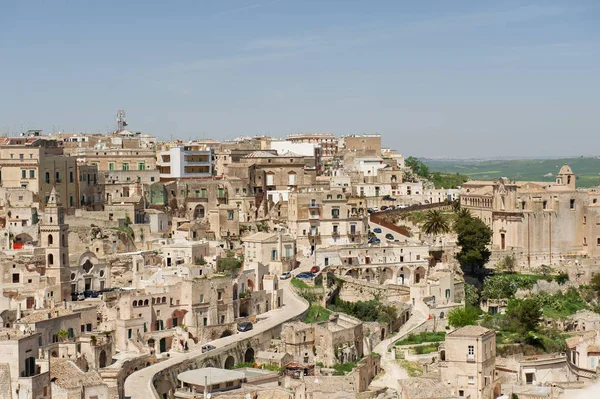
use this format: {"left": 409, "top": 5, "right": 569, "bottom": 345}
{"left": 68, "top": 226, "right": 136, "bottom": 257}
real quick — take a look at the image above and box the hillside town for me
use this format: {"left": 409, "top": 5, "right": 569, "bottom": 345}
{"left": 0, "top": 115, "right": 598, "bottom": 399}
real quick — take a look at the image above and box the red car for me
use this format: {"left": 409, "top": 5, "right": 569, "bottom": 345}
{"left": 310, "top": 266, "right": 320, "bottom": 274}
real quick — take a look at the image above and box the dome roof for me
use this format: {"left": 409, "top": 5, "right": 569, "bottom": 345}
{"left": 558, "top": 163, "right": 574, "bottom": 175}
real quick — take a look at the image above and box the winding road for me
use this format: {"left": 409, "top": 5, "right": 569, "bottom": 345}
{"left": 123, "top": 279, "right": 308, "bottom": 399}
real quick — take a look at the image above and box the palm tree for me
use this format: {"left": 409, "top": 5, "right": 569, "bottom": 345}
{"left": 422, "top": 210, "right": 450, "bottom": 238}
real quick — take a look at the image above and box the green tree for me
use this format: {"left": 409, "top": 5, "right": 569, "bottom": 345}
{"left": 506, "top": 298, "right": 542, "bottom": 334}
{"left": 497, "top": 254, "right": 516, "bottom": 273}
{"left": 57, "top": 329, "right": 69, "bottom": 342}
{"left": 448, "top": 306, "right": 480, "bottom": 328}
{"left": 422, "top": 210, "right": 450, "bottom": 237}
{"left": 454, "top": 212, "right": 492, "bottom": 271}
{"left": 464, "top": 283, "right": 480, "bottom": 308}
{"left": 405, "top": 156, "right": 430, "bottom": 178}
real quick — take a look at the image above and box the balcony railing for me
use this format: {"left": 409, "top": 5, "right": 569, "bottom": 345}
{"left": 308, "top": 231, "right": 320, "bottom": 237}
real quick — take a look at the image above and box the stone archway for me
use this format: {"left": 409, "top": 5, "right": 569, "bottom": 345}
{"left": 345, "top": 269, "right": 359, "bottom": 279}
{"left": 413, "top": 266, "right": 426, "bottom": 284}
{"left": 239, "top": 301, "right": 250, "bottom": 317}
{"left": 362, "top": 268, "right": 375, "bottom": 282}
{"left": 221, "top": 330, "right": 233, "bottom": 338}
{"left": 396, "top": 266, "right": 410, "bottom": 285}
{"left": 380, "top": 267, "right": 394, "bottom": 284}
{"left": 223, "top": 355, "right": 235, "bottom": 369}
{"left": 244, "top": 347, "right": 255, "bottom": 363}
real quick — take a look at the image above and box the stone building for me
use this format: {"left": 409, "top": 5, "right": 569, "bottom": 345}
{"left": 243, "top": 231, "right": 297, "bottom": 274}
{"left": 281, "top": 314, "right": 363, "bottom": 367}
{"left": 72, "top": 146, "right": 157, "bottom": 172}
{"left": 566, "top": 330, "right": 600, "bottom": 373}
{"left": 340, "top": 134, "right": 382, "bottom": 153}
{"left": 41, "top": 188, "right": 71, "bottom": 303}
{"left": 50, "top": 358, "right": 109, "bottom": 399}
{"left": 460, "top": 165, "right": 600, "bottom": 268}
{"left": 439, "top": 325, "right": 499, "bottom": 399}
{"left": 0, "top": 329, "right": 49, "bottom": 399}
{"left": 0, "top": 137, "right": 79, "bottom": 212}
{"left": 286, "top": 189, "right": 368, "bottom": 254}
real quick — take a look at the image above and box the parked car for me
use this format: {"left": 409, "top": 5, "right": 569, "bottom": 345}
{"left": 310, "top": 266, "right": 320, "bottom": 274}
{"left": 296, "top": 272, "right": 314, "bottom": 279}
{"left": 202, "top": 344, "right": 216, "bottom": 353}
{"left": 385, "top": 233, "right": 394, "bottom": 240}
{"left": 380, "top": 205, "right": 388, "bottom": 211}
{"left": 237, "top": 322, "right": 253, "bottom": 332}
{"left": 280, "top": 271, "right": 292, "bottom": 280}
{"left": 373, "top": 228, "right": 382, "bottom": 233}
{"left": 383, "top": 195, "right": 397, "bottom": 201}
{"left": 368, "top": 237, "right": 381, "bottom": 244}
{"left": 83, "top": 290, "right": 99, "bottom": 298}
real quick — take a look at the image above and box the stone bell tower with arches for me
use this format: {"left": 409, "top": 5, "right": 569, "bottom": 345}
{"left": 41, "top": 187, "right": 71, "bottom": 302}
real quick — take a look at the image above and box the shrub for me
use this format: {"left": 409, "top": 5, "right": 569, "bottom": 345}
{"left": 448, "top": 306, "right": 480, "bottom": 328}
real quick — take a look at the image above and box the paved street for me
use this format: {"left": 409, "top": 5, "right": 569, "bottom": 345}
{"left": 123, "top": 279, "right": 308, "bottom": 399}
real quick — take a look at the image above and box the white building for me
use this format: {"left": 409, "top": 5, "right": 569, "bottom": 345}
{"left": 354, "top": 157, "right": 387, "bottom": 177}
{"left": 157, "top": 146, "right": 213, "bottom": 179}
{"left": 270, "top": 140, "right": 318, "bottom": 157}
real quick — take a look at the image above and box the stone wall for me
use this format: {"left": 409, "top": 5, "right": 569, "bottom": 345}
{"left": 337, "top": 277, "right": 409, "bottom": 303}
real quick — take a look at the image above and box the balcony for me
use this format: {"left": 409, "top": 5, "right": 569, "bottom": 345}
{"left": 332, "top": 231, "right": 340, "bottom": 238}
{"left": 348, "top": 232, "right": 361, "bottom": 238}
{"left": 308, "top": 231, "right": 320, "bottom": 237}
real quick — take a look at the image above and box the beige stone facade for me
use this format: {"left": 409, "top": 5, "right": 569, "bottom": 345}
{"left": 440, "top": 326, "right": 498, "bottom": 399}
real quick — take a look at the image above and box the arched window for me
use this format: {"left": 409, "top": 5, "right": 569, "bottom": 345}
{"left": 47, "top": 254, "right": 54, "bottom": 265}
{"left": 162, "top": 297, "right": 167, "bottom": 303}
{"left": 133, "top": 300, "right": 138, "bottom": 307}
{"left": 48, "top": 234, "right": 53, "bottom": 245}
{"left": 144, "top": 299, "right": 149, "bottom": 306}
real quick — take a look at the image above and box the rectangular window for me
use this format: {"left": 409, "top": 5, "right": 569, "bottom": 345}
{"left": 288, "top": 173, "right": 296, "bottom": 185}
{"left": 201, "top": 188, "right": 207, "bottom": 198}
{"left": 332, "top": 208, "right": 340, "bottom": 218}
{"left": 200, "top": 294, "right": 204, "bottom": 303}
{"left": 217, "top": 291, "right": 222, "bottom": 300}
{"left": 69, "top": 196, "right": 74, "bottom": 207}
{"left": 324, "top": 258, "right": 329, "bottom": 266}
{"left": 12, "top": 273, "right": 19, "bottom": 283}
{"left": 138, "top": 162, "right": 145, "bottom": 170}
{"left": 21, "top": 170, "right": 26, "bottom": 179}
{"left": 570, "top": 199, "right": 575, "bottom": 209}
{"left": 468, "top": 376, "right": 474, "bottom": 385}
{"left": 56, "top": 171, "right": 60, "bottom": 182}
{"left": 108, "top": 162, "right": 115, "bottom": 171}
{"left": 122, "top": 162, "right": 130, "bottom": 171}
{"left": 271, "top": 249, "right": 278, "bottom": 260}
{"left": 150, "top": 176, "right": 155, "bottom": 182}
{"left": 69, "top": 171, "right": 74, "bottom": 183}
{"left": 19, "top": 154, "right": 24, "bottom": 159}
{"left": 128, "top": 329, "right": 132, "bottom": 339}
{"left": 29, "top": 170, "right": 35, "bottom": 179}
{"left": 228, "top": 210, "right": 234, "bottom": 220}
{"left": 266, "top": 174, "right": 274, "bottom": 186}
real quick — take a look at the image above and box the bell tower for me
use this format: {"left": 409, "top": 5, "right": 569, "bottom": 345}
{"left": 41, "top": 187, "right": 71, "bottom": 302}
{"left": 556, "top": 163, "right": 576, "bottom": 190}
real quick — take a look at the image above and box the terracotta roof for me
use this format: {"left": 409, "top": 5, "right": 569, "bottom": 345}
{"left": 447, "top": 325, "right": 493, "bottom": 338}
{"left": 17, "top": 308, "right": 75, "bottom": 324}
{"left": 566, "top": 331, "right": 597, "bottom": 349}
{"left": 50, "top": 359, "right": 105, "bottom": 389}
{"left": 245, "top": 151, "right": 277, "bottom": 158}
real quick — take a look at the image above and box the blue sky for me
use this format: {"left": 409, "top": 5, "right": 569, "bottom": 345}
{"left": 0, "top": 0, "right": 598, "bottom": 157}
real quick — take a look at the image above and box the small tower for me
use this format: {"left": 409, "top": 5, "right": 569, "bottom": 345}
{"left": 556, "top": 163, "right": 576, "bottom": 190}
{"left": 41, "top": 187, "right": 71, "bottom": 302}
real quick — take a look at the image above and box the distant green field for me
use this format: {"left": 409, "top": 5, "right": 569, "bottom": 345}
{"left": 423, "top": 157, "right": 600, "bottom": 188}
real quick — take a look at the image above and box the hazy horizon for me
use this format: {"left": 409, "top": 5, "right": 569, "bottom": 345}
{"left": 1, "top": 1, "right": 598, "bottom": 158}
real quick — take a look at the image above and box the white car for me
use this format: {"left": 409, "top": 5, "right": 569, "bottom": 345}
{"left": 280, "top": 271, "right": 292, "bottom": 280}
